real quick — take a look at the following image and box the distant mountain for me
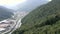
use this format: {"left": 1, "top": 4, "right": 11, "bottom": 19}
{"left": 14, "top": 0, "right": 49, "bottom": 12}
{"left": 12, "top": 0, "right": 60, "bottom": 34}
{"left": 0, "top": 6, "right": 14, "bottom": 21}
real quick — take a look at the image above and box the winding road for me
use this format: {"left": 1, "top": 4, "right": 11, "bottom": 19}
{"left": 5, "top": 11, "right": 29, "bottom": 34}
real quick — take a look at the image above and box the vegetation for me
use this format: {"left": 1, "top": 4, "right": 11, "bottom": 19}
{"left": 0, "top": 6, "right": 14, "bottom": 21}
{"left": 12, "top": 0, "right": 60, "bottom": 34}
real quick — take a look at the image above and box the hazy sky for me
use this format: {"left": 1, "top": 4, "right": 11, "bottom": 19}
{"left": 0, "top": 0, "right": 27, "bottom": 7}
{"left": 0, "top": 0, "right": 52, "bottom": 9}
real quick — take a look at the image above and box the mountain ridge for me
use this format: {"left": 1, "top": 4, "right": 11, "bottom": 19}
{"left": 0, "top": 6, "right": 14, "bottom": 21}
{"left": 12, "top": 0, "right": 60, "bottom": 34}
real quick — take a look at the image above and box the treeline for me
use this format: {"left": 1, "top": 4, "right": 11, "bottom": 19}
{"left": 12, "top": 0, "right": 60, "bottom": 34}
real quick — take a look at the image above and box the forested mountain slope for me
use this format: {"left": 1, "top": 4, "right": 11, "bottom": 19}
{"left": 12, "top": 0, "right": 60, "bottom": 34}
{"left": 0, "top": 6, "right": 14, "bottom": 21}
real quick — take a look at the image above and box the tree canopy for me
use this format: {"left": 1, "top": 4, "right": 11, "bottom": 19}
{"left": 12, "top": 0, "right": 60, "bottom": 34}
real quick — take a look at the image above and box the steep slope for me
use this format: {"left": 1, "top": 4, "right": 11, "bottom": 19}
{"left": 12, "top": 0, "right": 60, "bottom": 34}
{"left": 0, "top": 6, "right": 14, "bottom": 21}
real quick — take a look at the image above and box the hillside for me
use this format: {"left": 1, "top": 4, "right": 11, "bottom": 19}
{"left": 0, "top": 6, "right": 14, "bottom": 21}
{"left": 12, "top": 0, "right": 60, "bottom": 34}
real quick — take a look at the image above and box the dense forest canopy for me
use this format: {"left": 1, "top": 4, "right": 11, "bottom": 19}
{"left": 12, "top": 0, "right": 60, "bottom": 34}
